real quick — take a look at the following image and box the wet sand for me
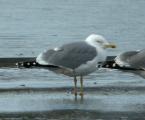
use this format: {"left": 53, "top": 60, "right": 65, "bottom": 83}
{"left": 0, "top": 84, "right": 145, "bottom": 119}
{"left": 0, "top": 110, "right": 145, "bottom": 120}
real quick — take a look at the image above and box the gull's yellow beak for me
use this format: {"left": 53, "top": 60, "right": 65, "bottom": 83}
{"left": 104, "top": 43, "right": 116, "bottom": 48}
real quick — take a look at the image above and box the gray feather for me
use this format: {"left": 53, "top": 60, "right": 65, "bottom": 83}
{"left": 129, "top": 49, "right": 145, "bottom": 68}
{"left": 117, "top": 49, "right": 145, "bottom": 69}
{"left": 40, "top": 41, "right": 97, "bottom": 69}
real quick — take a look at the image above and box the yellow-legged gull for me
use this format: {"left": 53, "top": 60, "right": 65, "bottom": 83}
{"left": 36, "top": 34, "right": 116, "bottom": 96}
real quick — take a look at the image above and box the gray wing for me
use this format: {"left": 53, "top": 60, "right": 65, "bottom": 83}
{"left": 38, "top": 41, "right": 97, "bottom": 69}
{"left": 129, "top": 49, "right": 145, "bottom": 69}
{"left": 115, "top": 49, "right": 145, "bottom": 69}
{"left": 115, "top": 51, "right": 139, "bottom": 67}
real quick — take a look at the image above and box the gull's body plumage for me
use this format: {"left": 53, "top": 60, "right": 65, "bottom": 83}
{"left": 115, "top": 49, "right": 145, "bottom": 69}
{"left": 36, "top": 34, "right": 116, "bottom": 96}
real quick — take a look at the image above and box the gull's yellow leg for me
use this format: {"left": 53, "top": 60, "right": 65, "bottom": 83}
{"left": 80, "top": 76, "right": 84, "bottom": 96}
{"left": 74, "top": 76, "right": 77, "bottom": 96}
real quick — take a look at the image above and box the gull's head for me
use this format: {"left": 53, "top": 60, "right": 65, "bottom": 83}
{"left": 85, "top": 34, "right": 116, "bottom": 49}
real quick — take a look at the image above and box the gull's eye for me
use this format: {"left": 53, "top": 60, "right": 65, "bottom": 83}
{"left": 96, "top": 40, "right": 103, "bottom": 44}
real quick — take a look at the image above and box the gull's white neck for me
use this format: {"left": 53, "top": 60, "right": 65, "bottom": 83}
{"left": 85, "top": 39, "right": 106, "bottom": 62}
{"left": 85, "top": 38, "right": 102, "bottom": 50}
{"left": 85, "top": 38, "right": 96, "bottom": 47}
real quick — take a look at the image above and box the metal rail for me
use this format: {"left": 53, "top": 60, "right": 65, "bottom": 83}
{"left": 0, "top": 56, "right": 143, "bottom": 71}
{"left": 0, "top": 57, "right": 35, "bottom": 67}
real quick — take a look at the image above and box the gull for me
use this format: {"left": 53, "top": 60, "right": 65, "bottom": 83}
{"left": 36, "top": 34, "right": 116, "bottom": 96}
{"left": 115, "top": 49, "right": 145, "bottom": 70}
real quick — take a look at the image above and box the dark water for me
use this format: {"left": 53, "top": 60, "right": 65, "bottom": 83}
{"left": 0, "top": 0, "right": 145, "bottom": 119}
